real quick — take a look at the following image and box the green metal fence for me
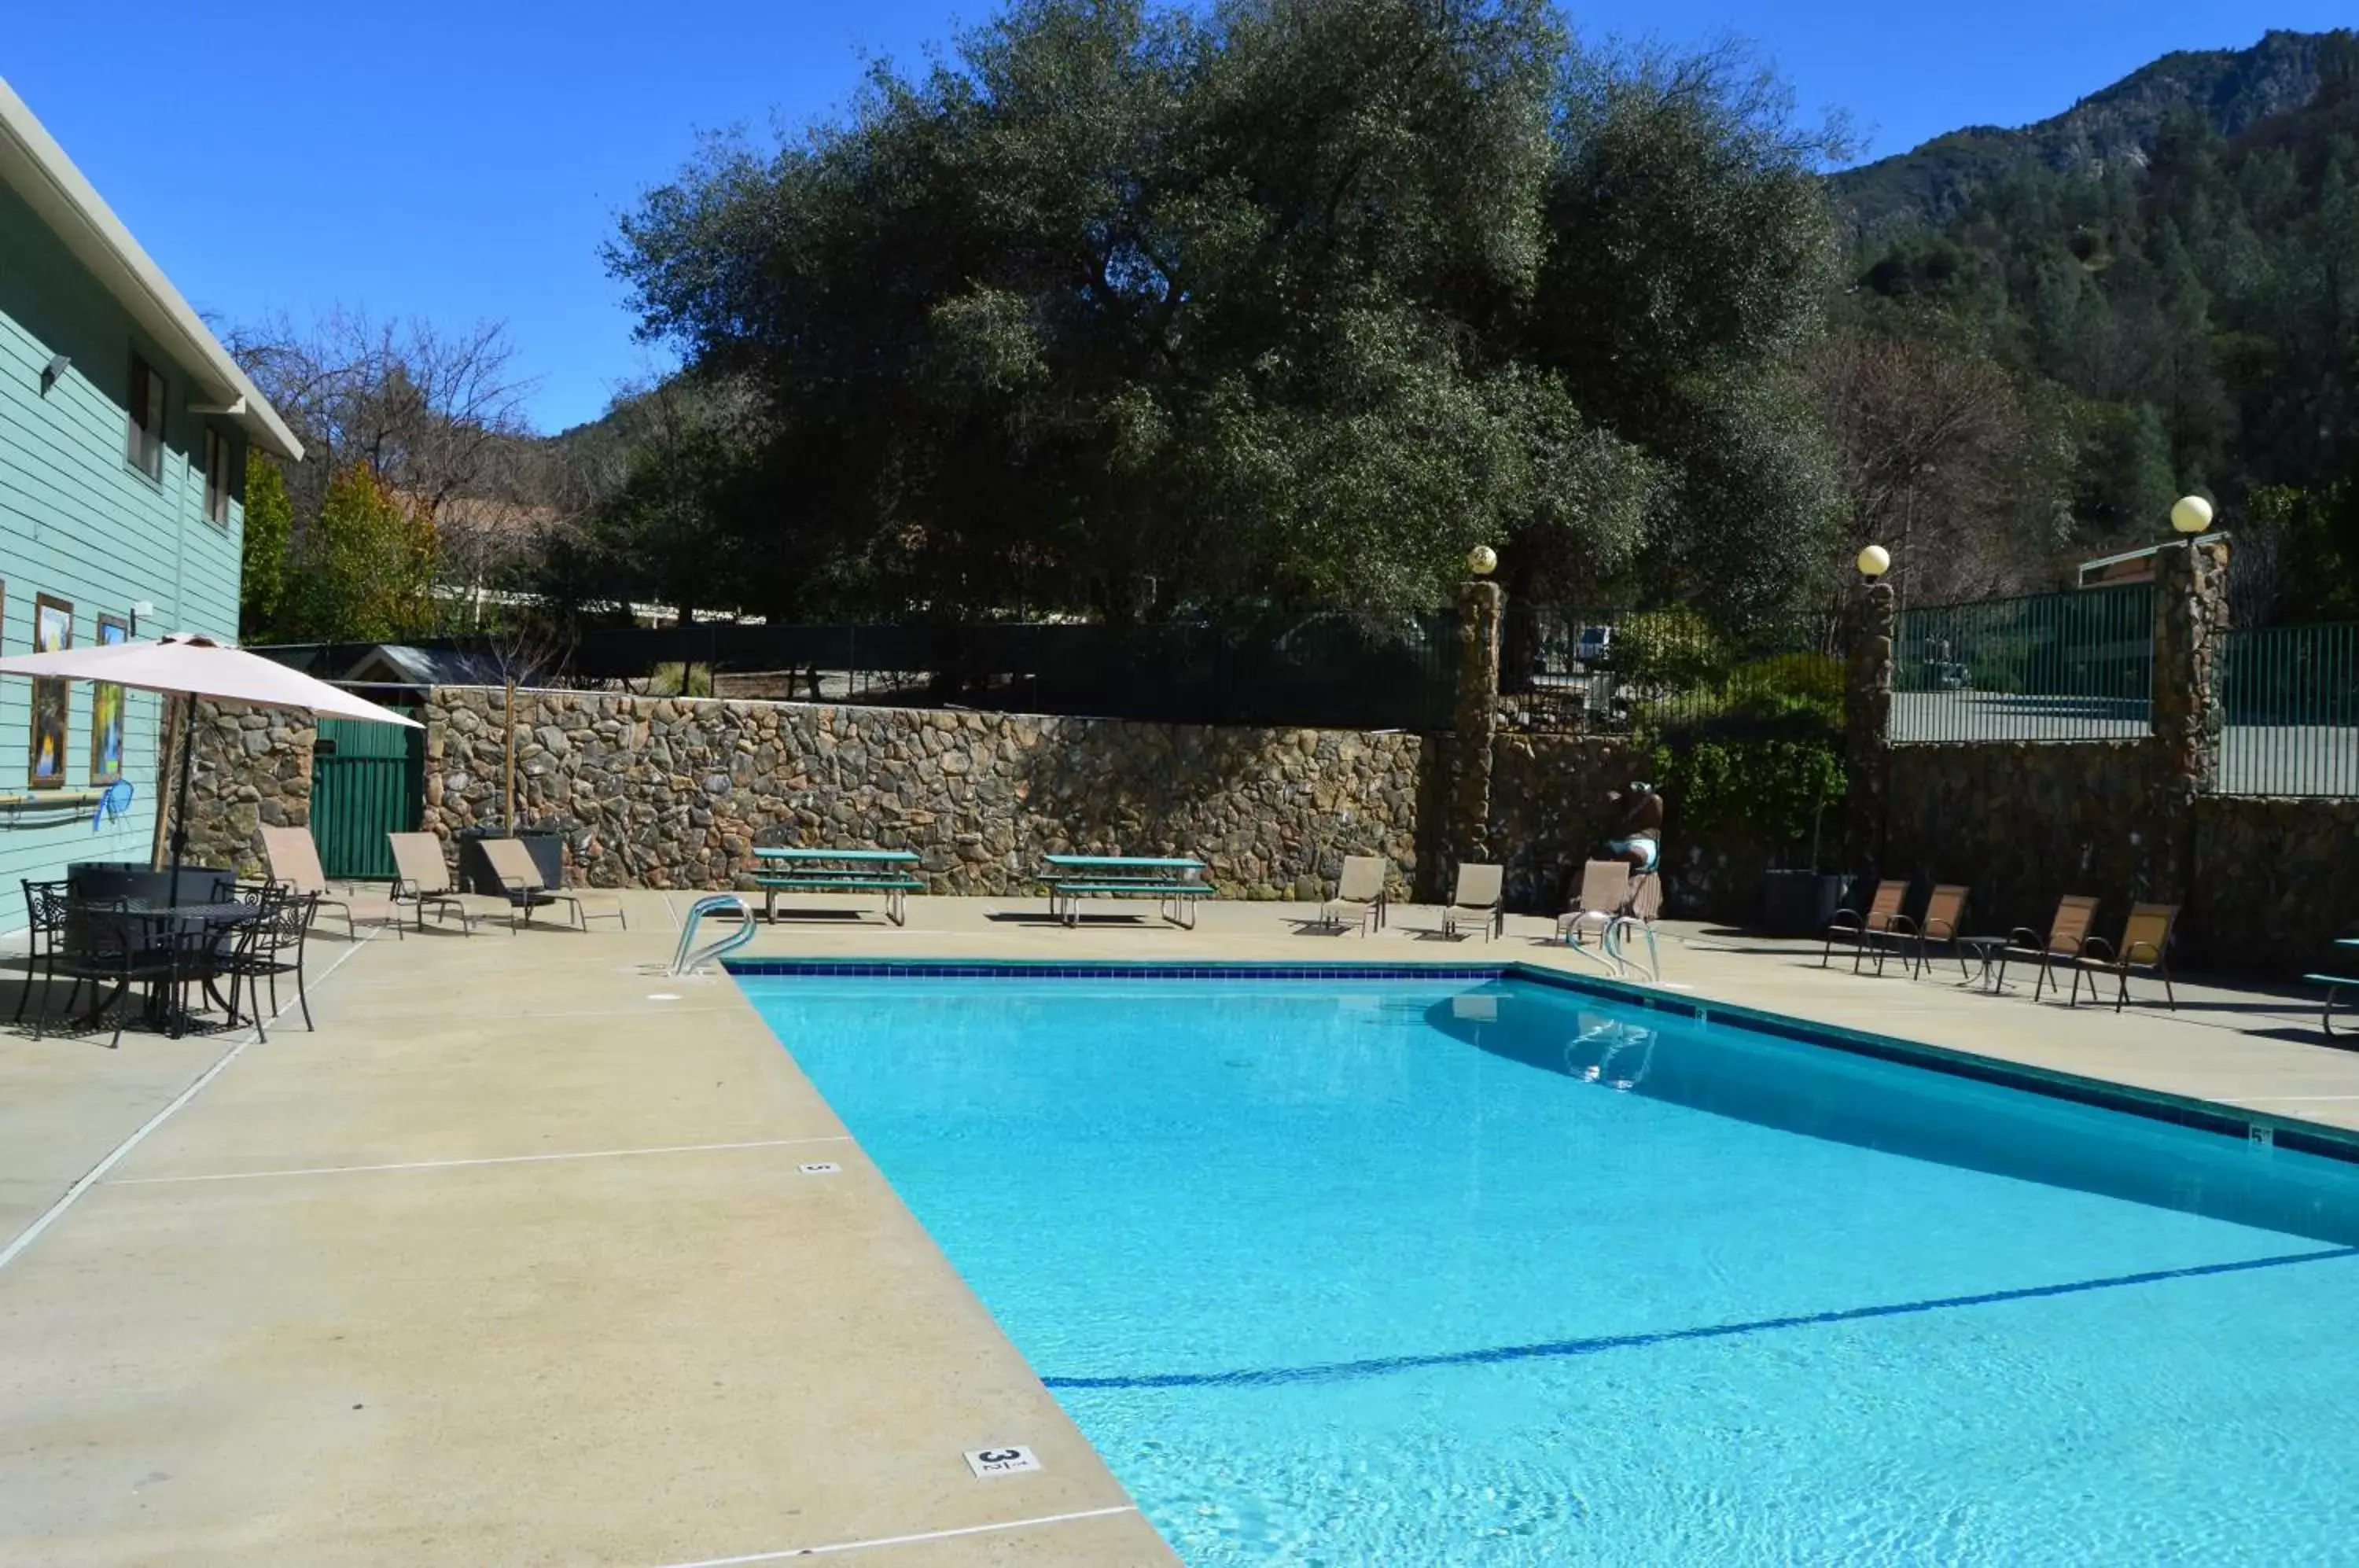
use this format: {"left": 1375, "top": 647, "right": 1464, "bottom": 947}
{"left": 1503, "top": 605, "right": 1841, "bottom": 736}
{"left": 310, "top": 716, "right": 423, "bottom": 880}
{"left": 2213, "top": 620, "right": 2359, "bottom": 797}
{"left": 1890, "top": 585, "right": 2153, "bottom": 744}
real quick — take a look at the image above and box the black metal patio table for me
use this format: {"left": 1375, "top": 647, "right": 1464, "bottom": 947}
{"left": 78, "top": 900, "right": 265, "bottom": 1036}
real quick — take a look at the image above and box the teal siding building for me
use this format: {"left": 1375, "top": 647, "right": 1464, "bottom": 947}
{"left": 0, "top": 79, "right": 300, "bottom": 923}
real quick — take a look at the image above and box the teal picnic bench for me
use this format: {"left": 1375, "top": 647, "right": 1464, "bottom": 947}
{"left": 2305, "top": 937, "right": 2359, "bottom": 1039}
{"left": 1040, "top": 854, "right": 1213, "bottom": 929}
{"left": 749, "top": 847, "right": 924, "bottom": 926}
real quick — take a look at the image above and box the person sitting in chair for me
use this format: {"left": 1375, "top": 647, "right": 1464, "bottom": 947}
{"left": 1603, "top": 777, "right": 1663, "bottom": 874}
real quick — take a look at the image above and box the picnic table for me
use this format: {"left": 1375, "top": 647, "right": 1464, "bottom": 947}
{"left": 2306, "top": 937, "right": 2359, "bottom": 1039}
{"left": 1040, "top": 854, "right": 1212, "bottom": 929}
{"left": 749, "top": 847, "right": 924, "bottom": 926}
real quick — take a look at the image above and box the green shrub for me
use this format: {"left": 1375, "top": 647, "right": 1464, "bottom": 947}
{"left": 1650, "top": 737, "right": 1844, "bottom": 852}
{"left": 1725, "top": 651, "right": 1842, "bottom": 726}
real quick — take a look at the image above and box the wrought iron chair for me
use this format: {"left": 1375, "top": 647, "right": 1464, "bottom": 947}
{"left": 39, "top": 897, "right": 193, "bottom": 1049}
{"left": 16, "top": 878, "right": 70, "bottom": 1023}
{"left": 215, "top": 889, "right": 318, "bottom": 1041}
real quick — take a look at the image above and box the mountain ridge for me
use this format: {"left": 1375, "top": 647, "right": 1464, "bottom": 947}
{"left": 1829, "top": 29, "right": 2335, "bottom": 233}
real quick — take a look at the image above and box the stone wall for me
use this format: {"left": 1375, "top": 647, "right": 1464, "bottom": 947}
{"left": 182, "top": 698, "right": 315, "bottom": 877}
{"left": 1882, "top": 740, "right": 2182, "bottom": 939}
{"left": 2188, "top": 797, "right": 2359, "bottom": 974}
{"left": 1487, "top": 732, "right": 1635, "bottom": 912}
{"left": 421, "top": 687, "right": 1428, "bottom": 900}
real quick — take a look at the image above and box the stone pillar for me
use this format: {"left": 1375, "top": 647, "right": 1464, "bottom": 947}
{"left": 1446, "top": 579, "right": 1504, "bottom": 873}
{"left": 2151, "top": 536, "right": 2231, "bottom": 902}
{"left": 181, "top": 698, "right": 316, "bottom": 876}
{"left": 2151, "top": 536, "right": 2231, "bottom": 795}
{"left": 1843, "top": 578, "right": 1895, "bottom": 867}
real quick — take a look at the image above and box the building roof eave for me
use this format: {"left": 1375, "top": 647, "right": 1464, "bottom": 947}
{"left": 0, "top": 77, "right": 304, "bottom": 462}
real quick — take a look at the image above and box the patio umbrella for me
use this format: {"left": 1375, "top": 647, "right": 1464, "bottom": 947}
{"left": 0, "top": 634, "right": 420, "bottom": 905}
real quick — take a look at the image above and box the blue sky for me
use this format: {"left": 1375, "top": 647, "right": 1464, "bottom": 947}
{"left": 9, "top": 2, "right": 2347, "bottom": 432}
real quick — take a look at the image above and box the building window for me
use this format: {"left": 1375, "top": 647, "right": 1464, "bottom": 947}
{"left": 204, "top": 427, "right": 231, "bottom": 525}
{"left": 126, "top": 353, "right": 164, "bottom": 480}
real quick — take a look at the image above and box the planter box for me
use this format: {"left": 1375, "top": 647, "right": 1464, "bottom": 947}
{"left": 1761, "top": 870, "right": 1846, "bottom": 938}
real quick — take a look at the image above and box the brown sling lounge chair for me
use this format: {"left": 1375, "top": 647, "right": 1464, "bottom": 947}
{"left": 1555, "top": 860, "right": 1630, "bottom": 948}
{"left": 1894, "top": 883, "right": 1971, "bottom": 981}
{"left": 2072, "top": 902, "right": 2179, "bottom": 1011}
{"left": 1998, "top": 893, "right": 2102, "bottom": 1002}
{"left": 1822, "top": 879, "right": 1907, "bottom": 973}
{"left": 1444, "top": 863, "right": 1504, "bottom": 941}
{"left": 260, "top": 824, "right": 400, "bottom": 940}
{"left": 479, "top": 837, "right": 627, "bottom": 933}
{"left": 388, "top": 832, "right": 480, "bottom": 934}
{"left": 1320, "top": 856, "right": 1389, "bottom": 936}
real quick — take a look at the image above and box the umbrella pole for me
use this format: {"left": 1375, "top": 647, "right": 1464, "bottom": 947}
{"left": 167, "top": 695, "right": 196, "bottom": 907}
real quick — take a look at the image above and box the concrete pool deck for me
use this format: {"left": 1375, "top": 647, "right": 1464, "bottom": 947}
{"left": 3, "top": 888, "right": 2356, "bottom": 1564}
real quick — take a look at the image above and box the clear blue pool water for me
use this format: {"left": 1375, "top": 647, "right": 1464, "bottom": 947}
{"left": 742, "top": 972, "right": 2359, "bottom": 1566}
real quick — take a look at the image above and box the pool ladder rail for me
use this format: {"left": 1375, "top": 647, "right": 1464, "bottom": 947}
{"left": 1562, "top": 913, "right": 1661, "bottom": 984}
{"left": 672, "top": 894, "right": 757, "bottom": 976}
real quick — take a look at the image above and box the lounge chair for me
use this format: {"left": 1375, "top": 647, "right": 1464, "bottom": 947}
{"left": 259, "top": 824, "right": 400, "bottom": 940}
{"left": 478, "top": 837, "right": 627, "bottom": 933}
{"left": 1998, "top": 893, "right": 2102, "bottom": 1002}
{"left": 1444, "top": 863, "right": 1504, "bottom": 941}
{"left": 1821, "top": 879, "right": 1906, "bottom": 973}
{"left": 2073, "top": 902, "right": 2179, "bottom": 1010}
{"left": 1320, "top": 856, "right": 1389, "bottom": 935}
{"left": 388, "top": 832, "right": 481, "bottom": 934}
{"left": 1555, "top": 860, "right": 1629, "bottom": 948}
{"left": 1894, "top": 882, "right": 1971, "bottom": 981}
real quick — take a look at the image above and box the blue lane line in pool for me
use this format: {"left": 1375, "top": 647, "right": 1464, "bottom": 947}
{"left": 1041, "top": 1245, "right": 2359, "bottom": 1391}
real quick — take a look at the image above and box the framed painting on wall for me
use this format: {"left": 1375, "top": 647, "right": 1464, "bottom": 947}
{"left": 91, "top": 613, "right": 128, "bottom": 783}
{"left": 30, "top": 595, "right": 72, "bottom": 790}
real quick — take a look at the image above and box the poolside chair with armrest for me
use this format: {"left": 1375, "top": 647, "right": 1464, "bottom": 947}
{"left": 1555, "top": 860, "right": 1630, "bottom": 948}
{"left": 1444, "top": 863, "right": 1505, "bottom": 941}
{"left": 388, "top": 832, "right": 480, "bottom": 934}
{"left": 1893, "top": 883, "right": 1971, "bottom": 981}
{"left": 1320, "top": 856, "right": 1389, "bottom": 936}
{"left": 479, "top": 837, "right": 627, "bottom": 933}
{"left": 1997, "top": 893, "right": 2102, "bottom": 1002}
{"left": 2072, "top": 902, "right": 2179, "bottom": 1011}
{"left": 259, "top": 824, "right": 400, "bottom": 940}
{"left": 1821, "top": 879, "right": 1907, "bottom": 973}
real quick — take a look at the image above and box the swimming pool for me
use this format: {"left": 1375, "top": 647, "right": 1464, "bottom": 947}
{"left": 741, "top": 966, "right": 2359, "bottom": 1565}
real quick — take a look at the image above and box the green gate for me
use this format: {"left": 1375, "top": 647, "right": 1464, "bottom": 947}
{"left": 310, "top": 715, "right": 424, "bottom": 880}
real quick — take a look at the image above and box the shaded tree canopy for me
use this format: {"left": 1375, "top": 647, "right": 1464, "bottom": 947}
{"left": 605, "top": 0, "right": 1846, "bottom": 626}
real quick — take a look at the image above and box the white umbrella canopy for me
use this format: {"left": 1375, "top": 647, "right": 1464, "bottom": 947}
{"left": 0, "top": 634, "right": 418, "bottom": 727}
{"left": 0, "top": 634, "right": 418, "bottom": 900}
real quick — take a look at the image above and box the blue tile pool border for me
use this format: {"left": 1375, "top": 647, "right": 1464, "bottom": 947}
{"left": 725, "top": 956, "right": 2359, "bottom": 1168}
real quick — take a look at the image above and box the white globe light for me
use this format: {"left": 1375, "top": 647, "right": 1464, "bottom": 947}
{"left": 1856, "top": 544, "right": 1891, "bottom": 580}
{"left": 2170, "top": 495, "right": 2214, "bottom": 536}
{"left": 1466, "top": 545, "right": 1498, "bottom": 576}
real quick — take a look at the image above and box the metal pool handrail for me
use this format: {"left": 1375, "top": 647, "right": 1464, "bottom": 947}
{"left": 1604, "top": 915, "right": 1659, "bottom": 983}
{"left": 672, "top": 894, "right": 756, "bottom": 976}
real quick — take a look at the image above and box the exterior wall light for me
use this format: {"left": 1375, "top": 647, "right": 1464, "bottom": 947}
{"left": 2170, "top": 495, "right": 2214, "bottom": 536}
{"left": 1857, "top": 544, "right": 1891, "bottom": 580}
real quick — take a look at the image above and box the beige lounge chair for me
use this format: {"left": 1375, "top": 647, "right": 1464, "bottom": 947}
{"left": 1444, "top": 862, "right": 1504, "bottom": 941}
{"left": 1999, "top": 893, "right": 2102, "bottom": 1001}
{"left": 2073, "top": 902, "right": 2178, "bottom": 1010}
{"left": 259, "top": 824, "right": 401, "bottom": 940}
{"left": 1320, "top": 856, "right": 1389, "bottom": 936}
{"left": 1555, "top": 860, "right": 1629, "bottom": 948}
{"left": 388, "top": 832, "right": 482, "bottom": 934}
{"left": 1821, "top": 878, "right": 1906, "bottom": 973}
{"left": 478, "top": 837, "right": 627, "bottom": 933}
